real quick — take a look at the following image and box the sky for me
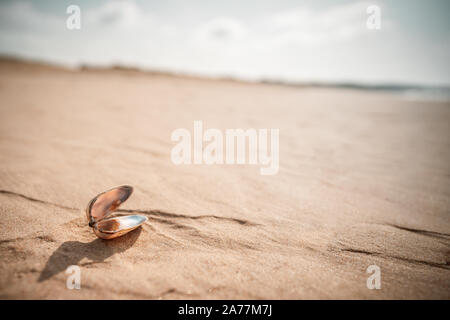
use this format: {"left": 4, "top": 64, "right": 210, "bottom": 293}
{"left": 0, "top": 0, "right": 449, "bottom": 86}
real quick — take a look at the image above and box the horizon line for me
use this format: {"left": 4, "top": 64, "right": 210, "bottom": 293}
{"left": 1, "top": 53, "right": 450, "bottom": 92}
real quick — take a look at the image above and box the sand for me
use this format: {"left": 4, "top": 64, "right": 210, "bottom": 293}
{"left": 0, "top": 59, "right": 449, "bottom": 299}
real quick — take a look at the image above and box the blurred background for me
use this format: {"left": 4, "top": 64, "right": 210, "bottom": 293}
{"left": 0, "top": 0, "right": 449, "bottom": 93}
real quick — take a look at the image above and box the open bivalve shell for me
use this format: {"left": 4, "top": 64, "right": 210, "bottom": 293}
{"left": 86, "top": 185, "right": 148, "bottom": 239}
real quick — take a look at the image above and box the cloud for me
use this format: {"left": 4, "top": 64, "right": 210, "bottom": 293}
{"left": 263, "top": 1, "right": 373, "bottom": 47}
{"left": 195, "top": 17, "right": 248, "bottom": 42}
{"left": 191, "top": 1, "right": 380, "bottom": 55}
{"left": 0, "top": 0, "right": 376, "bottom": 58}
{"left": 85, "top": 0, "right": 145, "bottom": 29}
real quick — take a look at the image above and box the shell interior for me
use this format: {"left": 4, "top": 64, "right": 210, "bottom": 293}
{"left": 86, "top": 185, "right": 133, "bottom": 224}
{"left": 96, "top": 215, "right": 148, "bottom": 233}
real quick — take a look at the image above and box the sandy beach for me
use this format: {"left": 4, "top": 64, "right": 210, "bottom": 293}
{"left": 0, "top": 58, "right": 449, "bottom": 299}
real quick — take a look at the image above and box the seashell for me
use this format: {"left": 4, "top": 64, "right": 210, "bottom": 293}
{"left": 86, "top": 185, "right": 147, "bottom": 239}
